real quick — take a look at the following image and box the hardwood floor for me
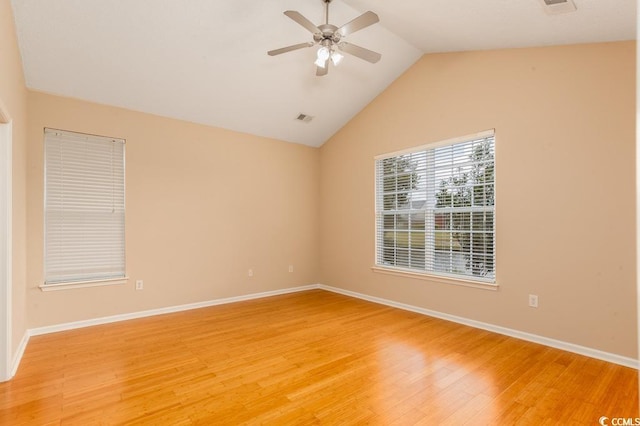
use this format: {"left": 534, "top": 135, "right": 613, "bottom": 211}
{"left": 0, "top": 290, "right": 637, "bottom": 425}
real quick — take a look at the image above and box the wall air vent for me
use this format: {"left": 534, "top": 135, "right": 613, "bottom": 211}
{"left": 539, "top": 0, "right": 577, "bottom": 14}
{"left": 295, "top": 114, "right": 314, "bottom": 123}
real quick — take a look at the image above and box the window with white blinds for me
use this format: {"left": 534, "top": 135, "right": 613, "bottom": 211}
{"left": 375, "top": 131, "right": 495, "bottom": 284}
{"left": 44, "top": 128, "right": 126, "bottom": 285}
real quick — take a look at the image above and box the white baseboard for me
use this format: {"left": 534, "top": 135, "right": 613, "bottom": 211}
{"left": 10, "top": 331, "right": 29, "bottom": 379}
{"left": 318, "top": 284, "right": 639, "bottom": 370}
{"left": 29, "top": 284, "right": 319, "bottom": 336}
{"left": 21, "top": 283, "right": 637, "bottom": 374}
{"left": 10, "top": 285, "right": 316, "bottom": 378}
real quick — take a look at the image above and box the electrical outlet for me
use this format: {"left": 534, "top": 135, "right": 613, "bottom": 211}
{"left": 135, "top": 280, "right": 144, "bottom": 290}
{"left": 248, "top": 269, "right": 253, "bottom": 277}
{"left": 288, "top": 265, "right": 294, "bottom": 273}
{"left": 528, "top": 294, "right": 538, "bottom": 308}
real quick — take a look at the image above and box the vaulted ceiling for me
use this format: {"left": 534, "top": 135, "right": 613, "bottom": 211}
{"left": 10, "top": 0, "right": 636, "bottom": 147}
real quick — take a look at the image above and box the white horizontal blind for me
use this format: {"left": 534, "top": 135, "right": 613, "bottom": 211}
{"left": 44, "top": 128, "right": 125, "bottom": 284}
{"left": 375, "top": 132, "right": 495, "bottom": 283}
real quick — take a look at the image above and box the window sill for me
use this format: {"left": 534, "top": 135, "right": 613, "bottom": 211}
{"left": 371, "top": 266, "right": 498, "bottom": 291}
{"left": 39, "top": 277, "right": 129, "bottom": 292}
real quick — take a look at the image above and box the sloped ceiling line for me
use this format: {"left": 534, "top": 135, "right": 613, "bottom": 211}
{"left": 10, "top": 0, "right": 636, "bottom": 147}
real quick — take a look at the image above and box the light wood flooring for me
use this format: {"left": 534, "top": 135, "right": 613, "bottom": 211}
{"left": 0, "top": 290, "right": 637, "bottom": 425}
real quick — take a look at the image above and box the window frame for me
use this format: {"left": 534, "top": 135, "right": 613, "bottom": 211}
{"left": 373, "top": 130, "right": 497, "bottom": 288}
{"left": 42, "top": 128, "right": 127, "bottom": 291}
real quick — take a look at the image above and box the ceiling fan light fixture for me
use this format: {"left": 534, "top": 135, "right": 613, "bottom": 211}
{"left": 331, "top": 50, "right": 344, "bottom": 66}
{"left": 314, "top": 58, "right": 328, "bottom": 68}
{"left": 315, "top": 45, "right": 330, "bottom": 68}
{"left": 316, "top": 46, "right": 330, "bottom": 60}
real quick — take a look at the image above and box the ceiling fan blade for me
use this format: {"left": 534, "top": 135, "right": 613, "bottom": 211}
{"left": 316, "top": 64, "right": 329, "bottom": 77}
{"left": 284, "top": 11, "right": 322, "bottom": 35}
{"left": 338, "top": 42, "right": 381, "bottom": 64}
{"left": 337, "top": 11, "right": 379, "bottom": 37}
{"left": 268, "top": 42, "right": 314, "bottom": 56}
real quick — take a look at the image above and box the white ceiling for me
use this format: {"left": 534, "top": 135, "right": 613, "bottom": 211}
{"left": 10, "top": 0, "right": 636, "bottom": 147}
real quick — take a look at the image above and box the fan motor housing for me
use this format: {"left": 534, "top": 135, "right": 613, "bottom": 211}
{"left": 315, "top": 24, "right": 341, "bottom": 43}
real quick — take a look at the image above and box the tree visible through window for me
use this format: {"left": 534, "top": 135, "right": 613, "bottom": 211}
{"left": 375, "top": 132, "right": 495, "bottom": 283}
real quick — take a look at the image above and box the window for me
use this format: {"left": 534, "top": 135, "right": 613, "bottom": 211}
{"left": 44, "top": 128, "right": 126, "bottom": 286}
{"left": 375, "top": 131, "right": 495, "bottom": 284}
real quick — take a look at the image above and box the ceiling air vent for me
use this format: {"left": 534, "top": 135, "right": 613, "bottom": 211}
{"left": 539, "top": 0, "right": 577, "bottom": 14}
{"left": 295, "top": 113, "right": 314, "bottom": 124}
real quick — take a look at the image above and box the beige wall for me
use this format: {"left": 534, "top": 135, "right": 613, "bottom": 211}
{"left": 26, "top": 92, "right": 320, "bottom": 327}
{"left": 320, "top": 42, "right": 637, "bottom": 358}
{"left": 0, "top": 0, "right": 28, "bottom": 358}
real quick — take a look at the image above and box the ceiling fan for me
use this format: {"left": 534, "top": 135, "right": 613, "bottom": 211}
{"left": 267, "top": 0, "right": 381, "bottom": 77}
